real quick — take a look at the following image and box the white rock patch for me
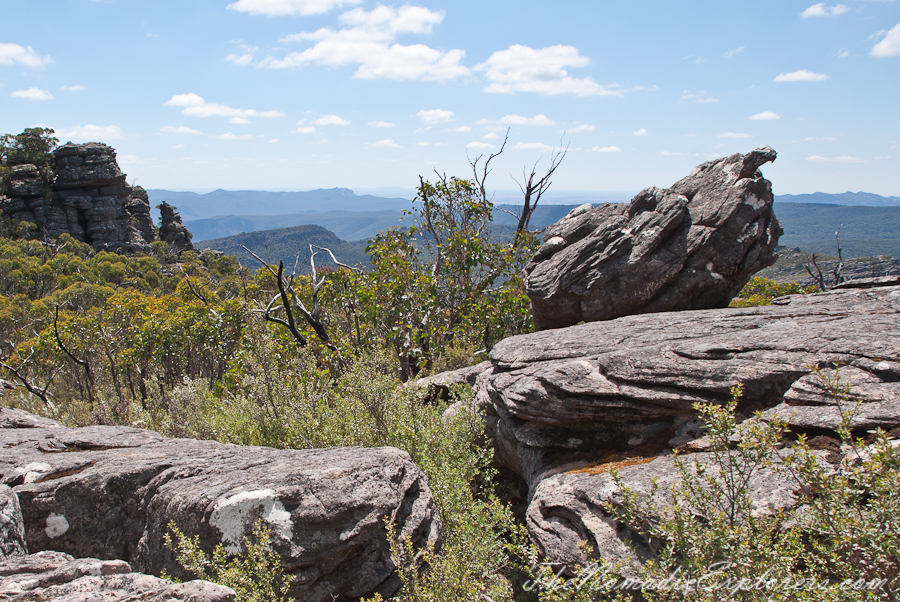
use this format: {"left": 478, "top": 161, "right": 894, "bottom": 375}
{"left": 44, "top": 513, "right": 69, "bottom": 539}
{"left": 210, "top": 489, "right": 293, "bottom": 554}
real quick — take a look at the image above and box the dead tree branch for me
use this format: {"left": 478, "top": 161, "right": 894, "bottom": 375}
{"left": 0, "top": 349, "right": 54, "bottom": 404}
{"left": 469, "top": 129, "right": 509, "bottom": 206}
{"left": 242, "top": 245, "right": 334, "bottom": 349}
{"left": 53, "top": 305, "right": 94, "bottom": 402}
{"left": 513, "top": 141, "right": 569, "bottom": 244}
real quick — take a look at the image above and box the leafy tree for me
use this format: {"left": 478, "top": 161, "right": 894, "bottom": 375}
{"left": 0, "top": 127, "right": 59, "bottom": 195}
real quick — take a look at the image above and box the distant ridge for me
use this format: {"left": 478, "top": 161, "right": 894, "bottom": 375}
{"left": 147, "top": 188, "right": 413, "bottom": 220}
{"left": 775, "top": 191, "right": 900, "bottom": 207}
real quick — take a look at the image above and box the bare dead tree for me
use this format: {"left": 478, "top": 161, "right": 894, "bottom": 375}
{"left": 804, "top": 225, "right": 845, "bottom": 291}
{"left": 513, "top": 141, "right": 569, "bottom": 243}
{"left": 470, "top": 129, "right": 509, "bottom": 206}
{"left": 243, "top": 244, "right": 349, "bottom": 350}
{"left": 54, "top": 305, "right": 94, "bottom": 404}
{"left": 0, "top": 349, "right": 55, "bottom": 404}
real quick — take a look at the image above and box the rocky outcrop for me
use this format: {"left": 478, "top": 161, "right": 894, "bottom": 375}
{"left": 1, "top": 473, "right": 234, "bottom": 601}
{"left": 467, "top": 284, "right": 900, "bottom": 566}
{"left": 0, "top": 553, "right": 236, "bottom": 601}
{"left": 479, "top": 284, "right": 899, "bottom": 485}
{"left": 0, "top": 412, "right": 441, "bottom": 602}
{"left": 0, "top": 487, "right": 26, "bottom": 562}
{"left": 525, "top": 147, "right": 782, "bottom": 330}
{"left": 0, "top": 143, "right": 194, "bottom": 256}
{"left": 158, "top": 201, "right": 194, "bottom": 253}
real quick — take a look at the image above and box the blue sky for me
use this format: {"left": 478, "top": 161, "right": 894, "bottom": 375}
{"left": 1, "top": 0, "right": 899, "bottom": 197}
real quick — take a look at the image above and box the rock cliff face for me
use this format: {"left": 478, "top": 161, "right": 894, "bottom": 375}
{"left": 1, "top": 142, "right": 193, "bottom": 255}
{"left": 525, "top": 147, "right": 782, "bottom": 330}
{"left": 0, "top": 412, "right": 441, "bottom": 602}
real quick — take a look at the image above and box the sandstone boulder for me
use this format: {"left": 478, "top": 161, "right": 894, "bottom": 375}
{"left": 473, "top": 285, "right": 900, "bottom": 566}
{"left": 0, "top": 552, "right": 235, "bottom": 601}
{"left": 525, "top": 147, "right": 781, "bottom": 330}
{"left": 0, "top": 413, "right": 441, "bottom": 602}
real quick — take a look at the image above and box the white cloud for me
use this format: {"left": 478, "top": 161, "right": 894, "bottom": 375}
{"left": 475, "top": 114, "right": 556, "bottom": 126}
{"left": 806, "top": 155, "right": 865, "bottom": 163}
{"left": 871, "top": 22, "right": 900, "bottom": 57}
{"left": 482, "top": 132, "right": 499, "bottom": 140}
{"left": 229, "top": 117, "right": 251, "bottom": 124}
{"left": 368, "top": 120, "right": 395, "bottom": 127}
{"left": 56, "top": 125, "right": 124, "bottom": 141}
{"left": 0, "top": 43, "right": 52, "bottom": 68}
{"left": 261, "top": 6, "right": 468, "bottom": 81}
{"left": 160, "top": 125, "right": 202, "bottom": 134}
{"left": 270, "top": 138, "right": 281, "bottom": 143}
{"left": 164, "top": 93, "right": 285, "bottom": 119}
{"left": 719, "top": 132, "right": 753, "bottom": 138}
{"left": 661, "top": 151, "right": 685, "bottom": 156}
{"left": 417, "top": 108, "right": 454, "bottom": 124}
{"left": 227, "top": 0, "right": 361, "bottom": 16}
{"left": 414, "top": 141, "right": 430, "bottom": 146}
{"left": 466, "top": 141, "right": 494, "bottom": 149}
{"left": 292, "top": 126, "right": 316, "bottom": 133}
{"left": 473, "top": 44, "right": 622, "bottom": 96}
{"left": 566, "top": 124, "right": 595, "bottom": 133}
{"left": 591, "top": 146, "right": 622, "bottom": 153}
{"left": 800, "top": 3, "right": 850, "bottom": 17}
{"left": 512, "top": 142, "right": 555, "bottom": 152}
{"left": 682, "top": 90, "right": 718, "bottom": 103}
{"left": 314, "top": 114, "right": 350, "bottom": 126}
{"left": 373, "top": 139, "right": 400, "bottom": 147}
{"left": 172, "top": 144, "right": 184, "bottom": 149}
{"left": 633, "top": 128, "right": 648, "bottom": 136}
{"left": 837, "top": 49, "right": 850, "bottom": 58}
{"left": 723, "top": 46, "right": 745, "bottom": 58}
{"left": 11, "top": 87, "right": 52, "bottom": 101}
{"left": 749, "top": 111, "right": 781, "bottom": 120}
{"left": 216, "top": 132, "right": 254, "bottom": 140}
{"left": 774, "top": 69, "right": 829, "bottom": 82}
{"left": 61, "top": 85, "right": 87, "bottom": 91}
{"left": 226, "top": 53, "right": 255, "bottom": 66}
{"left": 474, "top": 44, "right": 620, "bottom": 96}
{"left": 796, "top": 136, "right": 836, "bottom": 141}
{"left": 445, "top": 126, "right": 471, "bottom": 132}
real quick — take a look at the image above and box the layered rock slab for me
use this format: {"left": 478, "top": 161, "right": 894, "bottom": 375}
{"left": 0, "top": 414, "right": 441, "bottom": 601}
{"left": 0, "top": 552, "right": 235, "bottom": 601}
{"left": 478, "top": 285, "right": 900, "bottom": 485}
{"left": 474, "top": 285, "right": 900, "bottom": 567}
{"left": 525, "top": 147, "right": 781, "bottom": 330}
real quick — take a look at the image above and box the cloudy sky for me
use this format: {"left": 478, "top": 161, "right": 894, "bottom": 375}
{"left": 1, "top": 0, "right": 898, "bottom": 196}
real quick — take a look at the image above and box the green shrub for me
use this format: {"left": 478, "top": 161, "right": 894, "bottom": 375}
{"left": 164, "top": 519, "right": 288, "bottom": 602}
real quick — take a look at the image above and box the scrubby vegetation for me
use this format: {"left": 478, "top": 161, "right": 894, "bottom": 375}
{"left": 3, "top": 129, "right": 898, "bottom": 600}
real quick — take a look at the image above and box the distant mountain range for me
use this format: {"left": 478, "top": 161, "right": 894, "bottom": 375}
{"left": 773, "top": 202, "right": 900, "bottom": 258}
{"left": 775, "top": 192, "right": 900, "bottom": 207}
{"left": 200, "top": 224, "right": 370, "bottom": 271}
{"left": 147, "top": 188, "right": 413, "bottom": 221}
{"left": 186, "top": 203, "right": 587, "bottom": 244}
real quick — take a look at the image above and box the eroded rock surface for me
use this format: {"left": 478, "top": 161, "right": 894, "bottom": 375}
{"left": 158, "top": 201, "right": 194, "bottom": 254}
{"left": 0, "top": 413, "right": 441, "bottom": 601}
{"left": 0, "top": 552, "right": 235, "bottom": 601}
{"left": 0, "top": 143, "right": 190, "bottom": 255}
{"left": 526, "top": 147, "right": 781, "bottom": 330}
{"left": 472, "top": 285, "right": 900, "bottom": 566}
